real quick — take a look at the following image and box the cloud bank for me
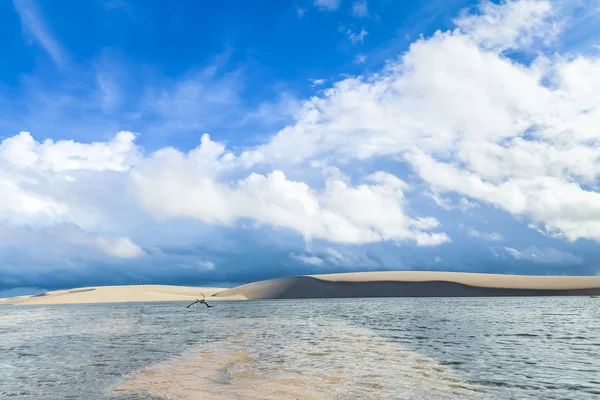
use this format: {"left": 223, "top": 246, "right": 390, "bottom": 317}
{"left": 2, "top": 0, "right": 600, "bottom": 290}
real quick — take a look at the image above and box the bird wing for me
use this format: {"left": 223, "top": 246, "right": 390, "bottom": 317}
{"left": 186, "top": 300, "right": 200, "bottom": 308}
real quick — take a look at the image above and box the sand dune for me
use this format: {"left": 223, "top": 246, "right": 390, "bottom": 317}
{"left": 3, "top": 272, "right": 600, "bottom": 305}
{"left": 213, "top": 272, "right": 600, "bottom": 299}
{"left": 0, "top": 285, "right": 235, "bottom": 306}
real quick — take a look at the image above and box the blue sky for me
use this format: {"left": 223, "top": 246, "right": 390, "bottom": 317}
{"left": 2, "top": 0, "right": 600, "bottom": 296}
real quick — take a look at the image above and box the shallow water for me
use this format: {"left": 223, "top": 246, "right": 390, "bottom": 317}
{"left": 1, "top": 297, "right": 599, "bottom": 399}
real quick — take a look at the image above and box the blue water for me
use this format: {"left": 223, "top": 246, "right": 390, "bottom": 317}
{"left": 1, "top": 298, "right": 599, "bottom": 399}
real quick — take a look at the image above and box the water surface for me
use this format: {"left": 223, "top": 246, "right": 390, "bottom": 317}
{"left": 1, "top": 297, "right": 599, "bottom": 399}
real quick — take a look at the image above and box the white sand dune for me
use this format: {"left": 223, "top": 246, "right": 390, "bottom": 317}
{"left": 214, "top": 271, "right": 600, "bottom": 299}
{"left": 0, "top": 285, "right": 239, "bottom": 306}
{"left": 3, "top": 272, "right": 600, "bottom": 305}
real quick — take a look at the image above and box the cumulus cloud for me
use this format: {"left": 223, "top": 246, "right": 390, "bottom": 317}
{"left": 130, "top": 136, "right": 447, "bottom": 245}
{"left": 3, "top": 0, "right": 600, "bottom": 288}
{"left": 0, "top": 130, "right": 138, "bottom": 172}
{"left": 235, "top": 0, "right": 600, "bottom": 244}
{"left": 454, "top": 0, "right": 556, "bottom": 52}
{"left": 0, "top": 123, "right": 448, "bottom": 281}
{"left": 0, "top": 131, "right": 139, "bottom": 226}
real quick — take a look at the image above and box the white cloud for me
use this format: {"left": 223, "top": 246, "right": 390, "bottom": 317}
{"left": 12, "top": 0, "right": 67, "bottom": 67}
{"left": 323, "top": 247, "right": 380, "bottom": 268}
{"left": 131, "top": 140, "right": 448, "bottom": 245}
{"left": 0, "top": 179, "right": 68, "bottom": 222}
{"left": 425, "top": 191, "right": 453, "bottom": 210}
{"left": 0, "top": 131, "right": 140, "bottom": 226}
{"left": 466, "top": 228, "right": 503, "bottom": 241}
{"left": 352, "top": 0, "right": 369, "bottom": 18}
{"left": 141, "top": 62, "right": 243, "bottom": 135}
{"left": 343, "top": 27, "right": 368, "bottom": 44}
{"left": 504, "top": 247, "right": 523, "bottom": 259}
{"left": 324, "top": 247, "right": 344, "bottom": 262}
{"left": 354, "top": 54, "right": 367, "bottom": 64}
{"left": 0, "top": 131, "right": 139, "bottom": 172}
{"left": 455, "top": 0, "right": 555, "bottom": 52}
{"left": 96, "top": 237, "right": 146, "bottom": 259}
{"left": 310, "top": 79, "right": 327, "bottom": 87}
{"left": 426, "top": 191, "right": 480, "bottom": 213}
{"left": 96, "top": 71, "right": 122, "bottom": 112}
{"left": 314, "top": 0, "right": 340, "bottom": 11}
{"left": 3, "top": 0, "right": 600, "bottom": 276}
{"left": 0, "top": 223, "right": 145, "bottom": 261}
{"left": 290, "top": 253, "right": 325, "bottom": 266}
{"left": 233, "top": 0, "right": 600, "bottom": 244}
{"left": 0, "top": 130, "right": 448, "bottom": 254}
{"left": 198, "top": 260, "right": 216, "bottom": 270}
{"left": 458, "top": 198, "right": 479, "bottom": 212}
{"left": 504, "top": 246, "right": 583, "bottom": 264}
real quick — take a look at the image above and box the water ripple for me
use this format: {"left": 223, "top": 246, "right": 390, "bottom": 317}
{"left": 0, "top": 297, "right": 599, "bottom": 399}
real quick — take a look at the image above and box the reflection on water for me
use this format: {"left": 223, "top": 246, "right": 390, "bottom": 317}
{"left": 1, "top": 297, "right": 599, "bottom": 399}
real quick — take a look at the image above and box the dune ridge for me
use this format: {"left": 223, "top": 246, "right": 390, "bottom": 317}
{"left": 213, "top": 272, "right": 600, "bottom": 299}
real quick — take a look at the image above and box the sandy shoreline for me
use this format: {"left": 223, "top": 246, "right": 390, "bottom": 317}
{"left": 2, "top": 271, "right": 600, "bottom": 305}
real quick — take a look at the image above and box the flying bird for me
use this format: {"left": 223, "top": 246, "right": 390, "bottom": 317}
{"left": 186, "top": 293, "right": 214, "bottom": 308}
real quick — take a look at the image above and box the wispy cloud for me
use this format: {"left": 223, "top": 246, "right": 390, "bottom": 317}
{"left": 290, "top": 253, "right": 325, "bottom": 266}
{"left": 354, "top": 54, "right": 367, "bottom": 64}
{"left": 342, "top": 27, "right": 368, "bottom": 44}
{"left": 296, "top": 7, "right": 306, "bottom": 18}
{"left": 310, "top": 78, "right": 326, "bottom": 87}
{"left": 96, "top": 71, "right": 122, "bottom": 113}
{"left": 198, "top": 260, "right": 216, "bottom": 270}
{"left": 352, "top": 0, "right": 369, "bottom": 18}
{"left": 101, "top": 0, "right": 134, "bottom": 17}
{"left": 466, "top": 228, "right": 503, "bottom": 242}
{"left": 12, "top": 0, "right": 67, "bottom": 67}
{"left": 140, "top": 62, "right": 244, "bottom": 136}
{"left": 504, "top": 246, "right": 583, "bottom": 265}
{"left": 425, "top": 191, "right": 479, "bottom": 213}
{"left": 314, "top": 0, "right": 340, "bottom": 12}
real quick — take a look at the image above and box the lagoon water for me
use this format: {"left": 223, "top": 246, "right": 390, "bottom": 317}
{"left": 1, "top": 297, "right": 599, "bottom": 399}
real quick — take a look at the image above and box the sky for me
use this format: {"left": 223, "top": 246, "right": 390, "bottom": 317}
{"left": 2, "top": 0, "right": 600, "bottom": 296}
